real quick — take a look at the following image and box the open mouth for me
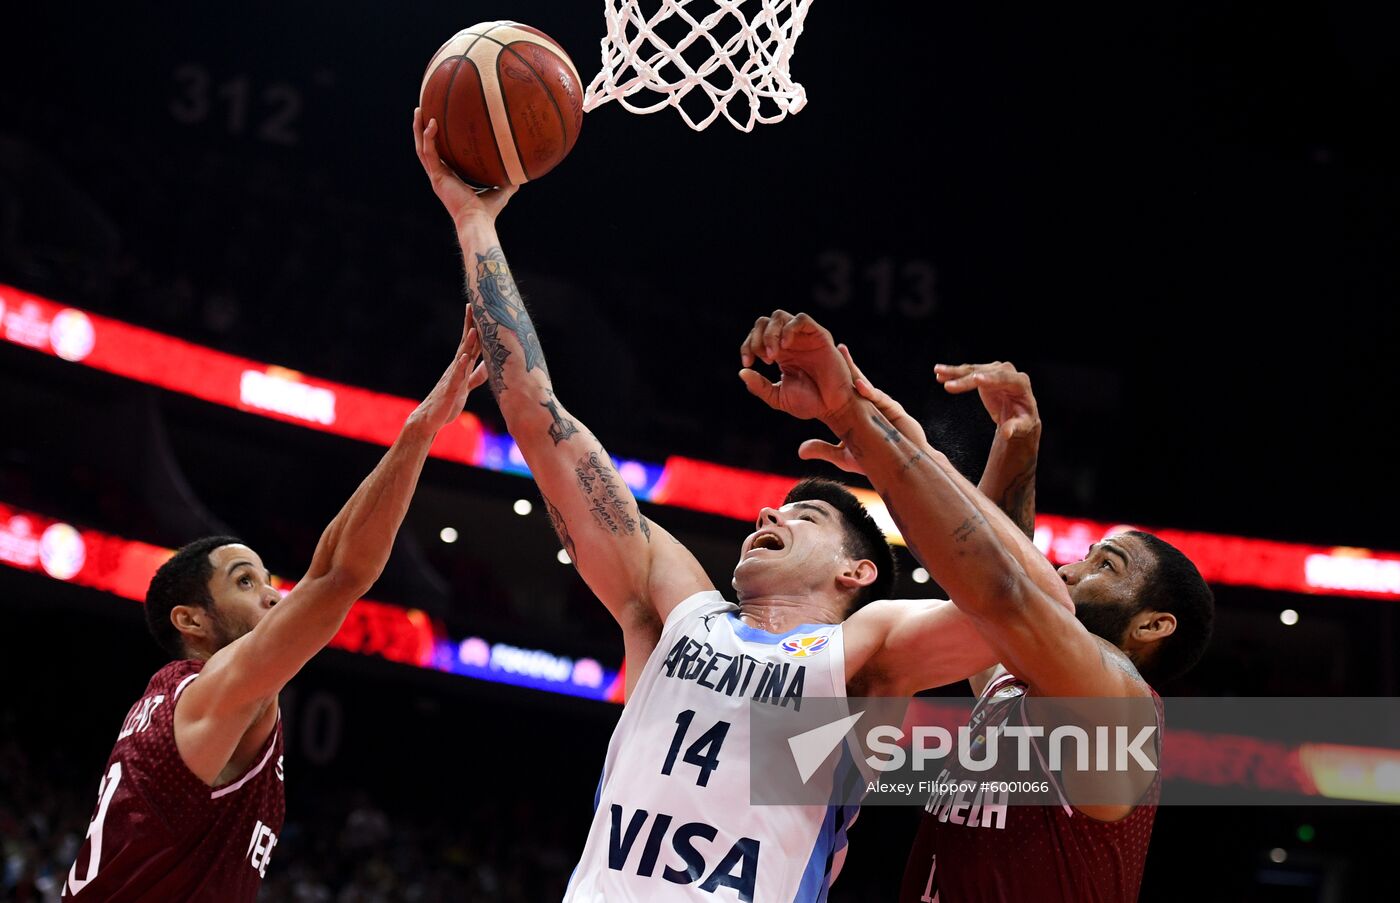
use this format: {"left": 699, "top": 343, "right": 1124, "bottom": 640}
{"left": 751, "top": 533, "right": 786, "bottom": 552}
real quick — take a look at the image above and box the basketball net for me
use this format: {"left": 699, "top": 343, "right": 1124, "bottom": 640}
{"left": 583, "top": 0, "right": 815, "bottom": 132}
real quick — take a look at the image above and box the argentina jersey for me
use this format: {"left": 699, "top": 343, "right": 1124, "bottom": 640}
{"left": 564, "top": 590, "right": 860, "bottom": 903}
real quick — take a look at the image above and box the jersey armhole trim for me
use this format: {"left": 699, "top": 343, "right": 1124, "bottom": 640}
{"left": 660, "top": 589, "right": 730, "bottom": 635}
{"left": 171, "top": 672, "right": 200, "bottom": 702}
{"left": 210, "top": 714, "right": 280, "bottom": 800}
{"left": 981, "top": 670, "right": 1022, "bottom": 700}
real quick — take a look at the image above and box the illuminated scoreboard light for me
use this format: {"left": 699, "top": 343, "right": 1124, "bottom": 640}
{"left": 4, "top": 282, "right": 1400, "bottom": 601}
{"left": 0, "top": 501, "right": 623, "bottom": 703}
{"left": 4, "top": 499, "right": 1400, "bottom": 803}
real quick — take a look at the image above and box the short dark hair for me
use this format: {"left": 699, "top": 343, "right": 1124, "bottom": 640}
{"left": 784, "top": 478, "right": 896, "bottom": 611}
{"left": 145, "top": 536, "right": 243, "bottom": 659}
{"left": 1128, "top": 531, "right": 1214, "bottom": 684}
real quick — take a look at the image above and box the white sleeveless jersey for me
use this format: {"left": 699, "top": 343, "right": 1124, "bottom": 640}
{"left": 564, "top": 591, "right": 860, "bottom": 903}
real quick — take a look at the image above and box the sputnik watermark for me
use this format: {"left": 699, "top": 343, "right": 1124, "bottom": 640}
{"left": 863, "top": 723, "right": 1158, "bottom": 773}
{"left": 752, "top": 696, "right": 1164, "bottom": 808}
{"left": 867, "top": 780, "right": 1050, "bottom": 796}
{"left": 753, "top": 696, "right": 1400, "bottom": 807}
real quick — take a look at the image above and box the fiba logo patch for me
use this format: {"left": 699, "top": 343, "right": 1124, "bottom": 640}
{"left": 781, "top": 633, "right": 831, "bottom": 658}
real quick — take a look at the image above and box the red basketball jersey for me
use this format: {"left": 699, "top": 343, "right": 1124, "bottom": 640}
{"left": 62, "top": 660, "right": 286, "bottom": 902}
{"left": 899, "top": 673, "right": 1161, "bottom": 903}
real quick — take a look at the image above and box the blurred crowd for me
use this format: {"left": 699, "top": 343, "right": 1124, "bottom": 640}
{"left": 0, "top": 738, "right": 575, "bottom": 902}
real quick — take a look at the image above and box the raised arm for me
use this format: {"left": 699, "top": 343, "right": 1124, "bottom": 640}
{"left": 741, "top": 311, "right": 1141, "bottom": 699}
{"left": 785, "top": 344, "right": 1050, "bottom": 695}
{"left": 413, "top": 111, "right": 712, "bottom": 667}
{"left": 796, "top": 356, "right": 1040, "bottom": 539}
{"left": 177, "top": 310, "right": 489, "bottom": 783}
{"left": 938, "top": 362, "right": 1040, "bottom": 540}
{"left": 935, "top": 360, "right": 1041, "bottom": 694}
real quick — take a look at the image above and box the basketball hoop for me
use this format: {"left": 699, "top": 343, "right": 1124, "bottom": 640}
{"left": 583, "top": 0, "right": 815, "bottom": 132}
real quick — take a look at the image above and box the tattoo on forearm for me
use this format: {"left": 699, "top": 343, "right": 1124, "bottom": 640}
{"left": 467, "top": 284, "right": 511, "bottom": 397}
{"left": 640, "top": 515, "right": 653, "bottom": 543}
{"left": 471, "top": 247, "right": 548, "bottom": 396}
{"left": 542, "top": 493, "right": 576, "bottom": 566}
{"left": 867, "top": 413, "right": 931, "bottom": 474}
{"left": 953, "top": 514, "right": 986, "bottom": 543}
{"left": 872, "top": 413, "right": 902, "bottom": 444}
{"left": 541, "top": 390, "right": 579, "bottom": 445}
{"left": 574, "top": 451, "right": 639, "bottom": 536}
{"left": 998, "top": 461, "right": 1037, "bottom": 539}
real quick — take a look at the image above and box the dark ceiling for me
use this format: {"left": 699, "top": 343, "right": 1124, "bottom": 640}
{"left": 2, "top": 0, "right": 1396, "bottom": 552}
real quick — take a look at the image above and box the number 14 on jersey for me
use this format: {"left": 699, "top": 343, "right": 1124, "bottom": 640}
{"left": 661, "top": 710, "right": 731, "bottom": 788}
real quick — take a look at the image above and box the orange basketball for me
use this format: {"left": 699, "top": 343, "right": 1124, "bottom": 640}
{"left": 420, "top": 21, "right": 585, "bottom": 188}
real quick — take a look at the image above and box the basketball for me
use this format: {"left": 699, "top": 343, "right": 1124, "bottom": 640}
{"left": 419, "top": 21, "right": 584, "bottom": 188}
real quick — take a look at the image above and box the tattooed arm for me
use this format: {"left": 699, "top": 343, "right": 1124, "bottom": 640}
{"left": 937, "top": 361, "right": 1041, "bottom": 695}
{"left": 794, "top": 358, "right": 1041, "bottom": 540}
{"left": 414, "top": 111, "right": 713, "bottom": 687}
{"left": 935, "top": 363, "right": 1041, "bottom": 539}
{"left": 782, "top": 345, "right": 1048, "bottom": 694}
{"left": 741, "top": 311, "right": 1141, "bottom": 700}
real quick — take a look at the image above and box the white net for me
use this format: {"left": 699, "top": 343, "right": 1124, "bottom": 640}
{"left": 583, "top": 0, "right": 815, "bottom": 132}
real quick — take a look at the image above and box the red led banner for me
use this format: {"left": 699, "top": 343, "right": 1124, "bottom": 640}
{"left": 0, "top": 286, "right": 484, "bottom": 466}
{"left": 5, "top": 499, "right": 1400, "bottom": 803}
{"left": 5, "top": 283, "right": 1400, "bottom": 600}
{"left": 0, "top": 501, "right": 433, "bottom": 669}
{"left": 1030, "top": 515, "right": 1400, "bottom": 602}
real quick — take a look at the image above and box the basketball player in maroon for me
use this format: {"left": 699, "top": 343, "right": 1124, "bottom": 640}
{"left": 736, "top": 311, "right": 1213, "bottom": 903}
{"left": 61, "top": 310, "right": 490, "bottom": 901}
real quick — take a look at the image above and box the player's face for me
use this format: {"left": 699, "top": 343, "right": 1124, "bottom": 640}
{"left": 732, "top": 500, "right": 858, "bottom": 600}
{"left": 203, "top": 544, "right": 279, "bottom": 650}
{"left": 1057, "top": 535, "right": 1151, "bottom": 646}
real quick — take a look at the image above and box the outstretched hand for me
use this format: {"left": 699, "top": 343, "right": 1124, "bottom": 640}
{"left": 413, "top": 107, "right": 518, "bottom": 231}
{"left": 797, "top": 345, "right": 928, "bottom": 474}
{"left": 798, "top": 357, "right": 1040, "bottom": 475}
{"left": 936, "top": 362, "right": 1041, "bottom": 443}
{"left": 411, "top": 305, "right": 490, "bottom": 433}
{"left": 737, "top": 311, "right": 858, "bottom": 422}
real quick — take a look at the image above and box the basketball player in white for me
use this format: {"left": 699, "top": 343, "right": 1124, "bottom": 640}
{"left": 415, "top": 110, "right": 1062, "bottom": 902}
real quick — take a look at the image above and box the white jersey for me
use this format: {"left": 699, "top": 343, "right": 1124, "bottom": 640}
{"left": 564, "top": 591, "right": 859, "bottom": 903}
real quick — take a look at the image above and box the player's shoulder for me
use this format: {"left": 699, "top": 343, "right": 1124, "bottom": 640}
{"left": 845, "top": 597, "right": 949, "bottom": 629}
{"left": 146, "top": 658, "right": 205, "bottom": 695}
{"left": 661, "top": 589, "right": 735, "bottom": 629}
{"left": 1093, "top": 636, "right": 1156, "bottom": 699}
{"left": 840, "top": 598, "right": 946, "bottom": 665}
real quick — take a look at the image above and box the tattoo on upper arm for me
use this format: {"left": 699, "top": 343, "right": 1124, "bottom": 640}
{"left": 471, "top": 247, "right": 548, "bottom": 396}
{"left": 542, "top": 493, "right": 577, "bottom": 566}
{"left": 575, "top": 452, "right": 640, "bottom": 536}
{"left": 541, "top": 390, "right": 579, "bottom": 445}
{"left": 640, "top": 516, "right": 653, "bottom": 543}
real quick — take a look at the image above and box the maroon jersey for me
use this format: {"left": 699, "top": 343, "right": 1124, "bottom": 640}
{"left": 62, "top": 660, "right": 286, "bottom": 902}
{"left": 899, "top": 673, "right": 1161, "bottom": 903}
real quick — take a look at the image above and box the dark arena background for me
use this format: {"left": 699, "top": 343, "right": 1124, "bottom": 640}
{"left": 3, "top": 2, "right": 1399, "bottom": 901}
